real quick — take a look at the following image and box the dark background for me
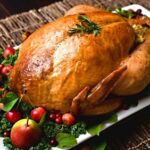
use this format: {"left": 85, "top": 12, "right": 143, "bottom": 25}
{"left": 0, "top": 0, "right": 58, "bottom": 19}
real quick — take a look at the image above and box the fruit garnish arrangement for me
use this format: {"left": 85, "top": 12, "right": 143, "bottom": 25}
{"left": 0, "top": 5, "right": 150, "bottom": 150}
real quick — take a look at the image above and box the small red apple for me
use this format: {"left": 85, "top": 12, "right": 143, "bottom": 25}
{"left": 62, "top": 113, "right": 75, "bottom": 126}
{"left": 10, "top": 119, "right": 41, "bottom": 149}
{"left": 3, "top": 47, "right": 15, "bottom": 58}
{"left": 1, "top": 65, "right": 13, "bottom": 76}
{"left": 6, "top": 110, "right": 21, "bottom": 124}
{"left": 30, "top": 107, "right": 46, "bottom": 122}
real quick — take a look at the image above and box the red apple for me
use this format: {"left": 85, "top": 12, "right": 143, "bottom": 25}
{"left": 1, "top": 65, "right": 13, "bottom": 76}
{"left": 62, "top": 113, "right": 75, "bottom": 126}
{"left": 6, "top": 110, "right": 21, "bottom": 124}
{"left": 30, "top": 107, "right": 46, "bottom": 122}
{"left": 3, "top": 47, "right": 15, "bottom": 58}
{"left": 10, "top": 119, "right": 41, "bottom": 149}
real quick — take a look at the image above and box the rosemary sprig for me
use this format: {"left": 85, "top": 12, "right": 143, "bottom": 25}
{"left": 68, "top": 15, "right": 100, "bottom": 36}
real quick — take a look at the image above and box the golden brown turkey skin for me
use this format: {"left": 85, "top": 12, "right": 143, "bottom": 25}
{"left": 10, "top": 11, "right": 135, "bottom": 114}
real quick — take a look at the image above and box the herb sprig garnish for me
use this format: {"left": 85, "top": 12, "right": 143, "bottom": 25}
{"left": 68, "top": 15, "right": 100, "bottom": 36}
{"left": 114, "top": 8, "right": 134, "bottom": 19}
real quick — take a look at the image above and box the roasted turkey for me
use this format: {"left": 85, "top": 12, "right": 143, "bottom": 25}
{"left": 10, "top": 5, "right": 150, "bottom": 116}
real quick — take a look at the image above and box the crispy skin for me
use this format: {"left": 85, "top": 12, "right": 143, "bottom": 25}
{"left": 113, "top": 29, "right": 150, "bottom": 95}
{"left": 65, "top": 4, "right": 106, "bottom": 16}
{"left": 10, "top": 11, "right": 135, "bottom": 114}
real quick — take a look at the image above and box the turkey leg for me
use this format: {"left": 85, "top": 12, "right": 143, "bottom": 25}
{"left": 71, "top": 65, "right": 127, "bottom": 115}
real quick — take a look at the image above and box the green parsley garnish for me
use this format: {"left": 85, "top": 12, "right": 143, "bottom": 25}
{"left": 68, "top": 15, "right": 100, "bottom": 36}
{"left": 43, "top": 120, "right": 86, "bottom": 139}
{"left": 0, "top": 113, "right": 12, "bottom": 136}
{"left": 114, "top": 8, "right": 134, "bottom": 19}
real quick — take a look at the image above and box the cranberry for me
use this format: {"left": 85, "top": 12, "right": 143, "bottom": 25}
{"left": 1, "top": 65, "right": 13, "bottom": 76}
{"left": 30, "top": 107, "right": 46, "bottom": 122}
{"left": 6, "top": 110, "right": 21, "bottom": 124}
{"left": 3, "top": 131, "right": 10, "bottom": 137}
{"left": 55, "top": 117, "right": 62, "bottom": 124}
{"left": 136, "top": 9, "right": 142, "bottom": 15}
{"left": 0, "top": 64, "right": 3, "bottom": 71}
{"left": 3, "top": 47, "right": 15, "bottom": 58}
{"left": 55, "top": 113, "right": 61, "bottom": 118}
{"left": 62, "top": 113, "right": 75, "bottom": 126}
{"left": 49, "top": 113, "right": 56, "bottom": 121}
{"left": 49, "top": 137, "right": 58, "bottom": 147}
{"left": 122, "top": 103, "right": 129, "bottom": 110}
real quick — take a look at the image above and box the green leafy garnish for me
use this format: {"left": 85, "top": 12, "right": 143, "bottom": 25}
{"left": 56, "top": 133, "right": 77, "bottom": 148}
{"left": 43, "top": 120, "right": 86, "bottom": 139}
{"left": 114, "top": 8, "right": 134, "bottom": 19}
{"left": 0, "top": 113, "right": 12, "bottom": 136}
{"left": 103, "top": 113, "right": 118, "bottom": 123}
{"left": 3, "top": 137, "right": 20, "bottom": 150}
{"left": 1, "top": 92, "right": 18, "bottom": 112}
{"left": 0, "top": 48, "right": 3, "bottom": 63}
{"left": 38, "top": 112, "right": 47, "bottom": 126}
{"left": 71, "top": 121, "right": 86, "bottom": 138}
{"left": 29, "top": 138, "right": 51, "bottom": 150}
{"left": 68, "top": 15, "right": 100, "bottom": 36}
{"left": 17, "top": 101, "right": 33, "bottom": 117}
{"left": 3, "top": 137, "right": 51, "bottom": 150}
{"left": 87, "top": 113, "right": 118, "bottom": 136}
{"left": 87, "top": 123, "right": 104, "bottom": 136}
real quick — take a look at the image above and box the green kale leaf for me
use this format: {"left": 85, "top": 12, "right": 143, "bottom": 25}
{"left": 71, "top": 121, "right": 86, "bottom": 138}
{"left": 87, "top": 113, "right": 118, "bottom": 136}
{"left": 56, "top": 133, "right": 77, "bottom": 148}
{"left": 1, "top": 92, "right": 18, "bottom": 112}
{"left": 43, "top": 120, "right": 86, "bottom": 139}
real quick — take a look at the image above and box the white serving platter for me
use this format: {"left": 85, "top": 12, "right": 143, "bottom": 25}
{"left": 0, "top": 4, "right": 150, "bottom": 150}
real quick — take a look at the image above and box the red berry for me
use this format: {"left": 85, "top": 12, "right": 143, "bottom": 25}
{"left": 30, "top": 107, "right": 46, "bottom": 122}
{"left": 62, "top": 113, "right": 75, "bottom": 126}
{"left": 122, "top": 103, "right": 129, "bottom": 110}
{"left": 0, "top": 64, "right": 3, "bottom": 71}
{"left": 55, "top": 117, "right": 62, "bottom": 124}
{"left": 1, "top": 65, "right": 13, "bottom": 76}
{"left": 49, "top": 137, "right": 58, "bottom": 147}
{"left": 49, "top": 113, "right": 56, "bottom": 121}
{"left": 3, "top": 131, "right": 10, "bottom": 137}
{"left": 136, "top": 9, "right": 142, "bottom": 15}
{"left": 55, "top": 113, "right": 61, "bottom": 118}
{"left": 6, "top": 110, "right": 21, "bottom": 124}
{"left": 3, "top": 47, "right": 15, "bottom": 58}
